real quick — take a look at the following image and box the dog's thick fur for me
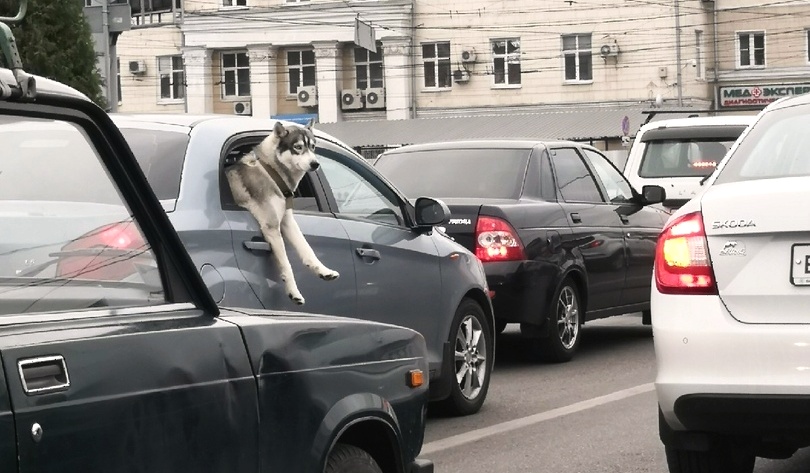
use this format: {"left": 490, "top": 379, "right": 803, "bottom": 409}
{"left": 226, "top": 121, "right": 338, "bottom": 305}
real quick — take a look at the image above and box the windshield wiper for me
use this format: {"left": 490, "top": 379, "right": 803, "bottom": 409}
{"left": 699, "top": 173, "right": 714, "bottom": 186}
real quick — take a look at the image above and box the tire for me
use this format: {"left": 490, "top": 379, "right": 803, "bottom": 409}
{"left": 642, "top": 309, "right": 652, "bottom": 325}
{"left": 325, "top": 444, "right": 382, "bottom": 473}
{"left": 665, "top": 444, "right": 755, "bottom": 473}
{"left": 525, "top": 278, "right": 582, "bottom": 363}
{"left": 435, "top": 298, "right": 493, "bottom": 416}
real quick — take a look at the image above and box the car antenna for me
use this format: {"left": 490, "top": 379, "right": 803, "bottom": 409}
{"left": 0, "top": 0, "right": 37, "bottom": 101}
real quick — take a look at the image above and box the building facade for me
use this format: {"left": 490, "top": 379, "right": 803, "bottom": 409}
{"left": 107, "top": 0, "right": 810, "bottom": 154}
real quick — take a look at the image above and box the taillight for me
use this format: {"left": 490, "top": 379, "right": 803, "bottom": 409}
{"left": 475, "top": 216, "right": 525, "bottom": 262}
{"left": 56, "top": 221, "right": 147, "bottom": 280}
{"left": 654, "top": 211, "right": 717, "bottom": 295}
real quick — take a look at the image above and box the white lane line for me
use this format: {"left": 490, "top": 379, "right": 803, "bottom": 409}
{"left": 421, "top": 382, "right": 655, "bottom": 455}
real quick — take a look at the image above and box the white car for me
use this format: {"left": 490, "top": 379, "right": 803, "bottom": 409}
{"left": 623, "top": 115, "right": 756, "bottom": 212}
{"left": 653, "top": 94, "right": 810, "bottom": 472}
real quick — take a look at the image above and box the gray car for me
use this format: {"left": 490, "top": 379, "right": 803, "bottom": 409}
{"left": 111, "top": 114, "right": 495, "bottom": 416}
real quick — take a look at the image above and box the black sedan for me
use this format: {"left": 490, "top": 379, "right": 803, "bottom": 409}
{"left": 375, "top": 140, "right": 668, "bottom": 362}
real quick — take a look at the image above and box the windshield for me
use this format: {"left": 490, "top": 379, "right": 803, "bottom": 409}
{"left": 375, "top": 148, "right": 531, "bottom": 199}
{"left": 638, "top": 138, "right": 737, "bottom": 179}
{"left": 119, "top": 127, "right": 189, "bottom": 200}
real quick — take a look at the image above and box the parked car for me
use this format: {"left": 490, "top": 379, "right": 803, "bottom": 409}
{"left": 623, "top": 115, "right": 756, "bottom": 212}
{"left": 0, "top": 29, "right": 433, "bottom": 473}
{"left": 110, "top": 114, "right": 495, "bottom": 416}
{"left": 374, "top": 140, "right": 667, "bottom": 362}
{"left": 653, "top": 95, "right": 810, "bottom": 472}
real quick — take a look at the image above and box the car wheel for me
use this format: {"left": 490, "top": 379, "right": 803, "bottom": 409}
{"left": 664, "top": 444, "right": 755, "bottom": 473}
{"left": 525, "top": 278, "right": 582, "bottom": 363}
{"left": 436, "top": 298, "right": 492, "bottom": 416}
{"left": 642, "top": 309, "right": 651, "bottom": 325}
{"left": 325, "top": 444, "right": 382, "bottom": 473}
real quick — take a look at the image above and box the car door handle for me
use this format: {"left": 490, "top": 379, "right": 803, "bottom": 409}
{"left": 243, "top": 239, "right": 271, "bottom": 253}
{"left": 570, "top": 213, "right": 582, "bottom": 224}
{"left": 355, "top": 248, "right": 381, "bottom": 261}
{"left": 18, "top": 355, "right": 70, "bottom": 394}
{"left": 619, "top": 214, "right": 630, "bottom": 224}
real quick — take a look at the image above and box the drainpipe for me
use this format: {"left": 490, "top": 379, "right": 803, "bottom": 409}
{"left": 675, "top": 0, "right": 683, "bottom": 106}
{"left": 712, "top": 1, "right": 719, "bottom": 110}
{"left": 409, "top": 0, "right": 417, "bottom": 119}
{"left": 102, "top": 0, "right": 112, "bottom": 111}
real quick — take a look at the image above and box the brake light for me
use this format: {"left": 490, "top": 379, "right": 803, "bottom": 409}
{"left": 654, "top": 211, "right": 717, "bottom": 295}
{"left": 475, "top": 216, "right": 525, "bottom": 262}
{"left": 56, "top": 222, "right": 147, "bottom": 280}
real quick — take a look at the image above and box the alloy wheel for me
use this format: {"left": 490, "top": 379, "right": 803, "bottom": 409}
{"left": 556, "top": 286, "right": 580, "bottom": 350}
{"left": 453, "top": 314, "right": 488, "bottom": 400}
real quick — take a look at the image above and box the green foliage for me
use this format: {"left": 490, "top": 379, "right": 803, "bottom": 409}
{"left": 0, "top": 0, "right": 106, "bottom": 107}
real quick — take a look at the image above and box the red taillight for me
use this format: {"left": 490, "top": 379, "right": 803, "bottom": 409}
{"left": 654, "top": 211, "right": 717, "bottom": 295}
{"left": 56, "top": 222, "right": 147, "bottom": 280}
{"left": 475, "top": 216, "right": 525, "bottom": 262}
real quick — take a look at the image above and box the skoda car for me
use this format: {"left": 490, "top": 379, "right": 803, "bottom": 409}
{"left": 653, "top": 94, "right": 810, "bottom": 472}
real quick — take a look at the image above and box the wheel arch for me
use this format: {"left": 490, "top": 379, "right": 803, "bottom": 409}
{"left": 563, "top": 267, "right": 588, "bottom": 315}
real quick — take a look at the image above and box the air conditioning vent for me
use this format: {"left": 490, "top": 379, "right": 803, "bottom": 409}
{"left": 233, "top": 101, "right": 252, "bottom": 116}
{"left": 452, "top": 69, "right": 470, "bottom": 83}
{"left": 341, "top": 89, "right": 364, "bottom": 110}
{"left": 364, "top": 88, "right": 385, "bottom": 109}
{"left": 128, "top": 60, "right": 147, "bottom": 75}
{"left": 600, "top": 42, "right": 620, "bottom": 58}
{"left": 460, "top": 49, "right": 476, "bottom": 63}
{"left": 297, "top": 85, "right": 318, "bottom": 107}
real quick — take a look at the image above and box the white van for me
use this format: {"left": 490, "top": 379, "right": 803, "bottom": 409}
{"left": 622, "top": 115, "right": 756, "bottom": 212}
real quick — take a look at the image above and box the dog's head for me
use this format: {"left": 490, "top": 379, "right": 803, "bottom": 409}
{"left": 257, "top": 121, "right": 319, "bottom": 174}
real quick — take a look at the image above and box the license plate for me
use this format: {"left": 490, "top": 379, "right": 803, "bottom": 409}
{"left": 791, "top": 244, "right": 810, "bottom": 286}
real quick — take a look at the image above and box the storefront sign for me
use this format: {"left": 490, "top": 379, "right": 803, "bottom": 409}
{"left": 719, "top": 84, "right": 810, "bottom": 108}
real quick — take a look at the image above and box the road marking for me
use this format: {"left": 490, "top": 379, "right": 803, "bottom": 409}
{"left": 421, "top": 382, "right": 655, "bottom": 455}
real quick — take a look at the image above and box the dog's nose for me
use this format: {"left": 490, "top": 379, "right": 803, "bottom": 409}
{"left": 309, "top": 161, "right": 320, "bottom": 171}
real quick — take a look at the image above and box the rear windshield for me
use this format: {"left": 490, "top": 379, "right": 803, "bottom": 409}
{"left": 715, "top": 105, "right": 810, "bottom": 184}
{"left": 374, "top": 148, "right": 530, "bottom": 199}
{"left": 638, "top": 138, "right": 738, "bottom": 179}
{"left": 119, "top": 128, "right": 189, "bottom": 200}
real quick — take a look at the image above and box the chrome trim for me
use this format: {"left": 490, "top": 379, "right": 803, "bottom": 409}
{"left": 18, "top": 355, "right": 70, "bottom": 395}
{"left": 0, "top": 302, "right": 199, "bottom": 327}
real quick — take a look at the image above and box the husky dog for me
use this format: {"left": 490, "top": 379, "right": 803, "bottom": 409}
{"left": 226, "top": 121, "right": 339, "bottom": 305}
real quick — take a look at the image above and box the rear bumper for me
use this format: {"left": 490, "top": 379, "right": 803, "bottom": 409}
{"left": 484, "top": 260, "right": 556, "bottom": 325}
{"left": 408, "top": 458, "right": 434, "bottom": 473}
{"left": 673, "top": 394, "right": 810, "bottom": 436}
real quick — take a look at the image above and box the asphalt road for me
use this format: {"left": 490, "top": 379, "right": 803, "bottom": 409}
{"left": 421, "top": 314, "right": 810, "bottom": 473}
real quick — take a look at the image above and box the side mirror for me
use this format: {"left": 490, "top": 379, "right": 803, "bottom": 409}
{"left": 641, "top": 185, "right": 666, "bottom": 205}
{"left": 414, "top": 197, "right": 450, "bottom": 227}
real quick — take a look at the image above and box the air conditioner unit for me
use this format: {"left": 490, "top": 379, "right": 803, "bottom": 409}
{"left": 297, "top": 85, "right": 318, "bottom": 107}
{"left": 364, "top": 88, "right": 385, "bottom": 109}
{"left": 341, "top": 89, "right": 364, "bottom": 110}
{"left": 599, "top": 42, "right": 620, "bottom": 58}
{"left": 128, "top": 60, "right": 147, "bottom": 75}
{"left": 233, "top": 101, "right": 252, "bottom": 116}
{"left": 452, "top": 69, "right": 470, "bottom": 83}
{"left": 460, "top": 49, "right": 476, "bottom": 63}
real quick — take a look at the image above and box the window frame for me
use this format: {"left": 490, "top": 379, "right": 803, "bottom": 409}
{"left": 221, "top": 0, "right": 247, "bottom": 7}
{"left": 491, "top": 38, "right": 521, "bottom": 88}
{"left": 421, "top": 41, "right": 452, "bottom": 90}
{"left": 157, "top": 55, "right": 185, "bottom": 103}
{"left": 695, "top": 29, "right": 705, "bottom": 80}
{"left": 220, "top": 51, "right": 251, "bottom": 99}
{"left": 354, "top": 44, "right": 384, "bottom": 90}
{"left": 548, "top": 147, "right": 605, "bottom": 204}
{"left": 806, "top": 29, "right": 810, "bottom": 64}
{"left": 737, "top": 31, "right": 766, "bottom": 69}
{"left": 286, "top": 49, "right": 316, "bottom": 97}
{"left": 562, "top": 33, "right": 592, "bottom": 83}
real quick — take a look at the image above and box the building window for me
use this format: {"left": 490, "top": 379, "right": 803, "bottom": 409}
{"left": 222, "top": 0, "right": 246, "bottom": 6}
{"left": 158, "top": 55, "right": 185, "bottom": 101}
{"left": 286, "top": 50, "right": 316, "bottom": 96}
{"left": 355, "top": 45, "right": 384, "bottom": 89}
{"left": 492, "top": 38, "right": 521, "bottom": 86}
{"left": 221, "top": 51, "right": 251, "bottom": 98}
{"left": 562, "top": 34, "right": 592, "bottom": 82}
{"left": 422, "top": 42, "right": 451, "bottom": 89}
{"left": 695, "top": 30, "right": 705, "bottom": 80}
{"left": 116, "top": 57, "right": 122, "bottom": 104}
{"left": 738, "top": 32, "right": 765, "bottom": 68}
{"left": 806, "top": 29, "right": 810, "bottom": 63}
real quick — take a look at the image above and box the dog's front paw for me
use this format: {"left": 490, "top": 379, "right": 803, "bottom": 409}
{"left": 288, "top": 293, "right": 305, "bottom": 305}
{"left": 319, "top": 269, "right": 339, "bottom": 281}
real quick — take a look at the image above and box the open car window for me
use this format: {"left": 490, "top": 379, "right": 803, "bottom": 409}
{"left": 0, "top": 116, "right": 165, "bottom": 315}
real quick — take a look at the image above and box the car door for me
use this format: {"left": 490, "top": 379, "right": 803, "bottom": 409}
{"left": 0, "top": 102, "right": 258, "bottom": 472}
{"left": 582, "top": 148, "right": 664, "bottom": 308}
{"left": 547, "top": 146, "right": 626, "bottom": 311}
{"left": 0, "top": 368, "right": 14, "bottom": 472}
{"left": 219, "top": 134, "right": 358, "bottom": 317}
{"left": 314, "top": 144, "right": 445, "bottom": 367}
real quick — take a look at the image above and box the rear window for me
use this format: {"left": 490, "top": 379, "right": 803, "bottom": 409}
{"left": 119, "top": 128, "right": 189, "bottom": 200}
{"left": 715, "top": 105, "right": 810, "bottom": 184}
{"left": 638, "top": 138, "right": 737, "bottom": 179}
{"left": 374, "top": 148, "right": 530, "bottom": 199}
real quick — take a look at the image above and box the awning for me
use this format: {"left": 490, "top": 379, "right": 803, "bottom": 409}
{"left": 316, "top": 104, "right": 705, "bottom": 148}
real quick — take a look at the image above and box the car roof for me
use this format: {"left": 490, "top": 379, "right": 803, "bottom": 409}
{"left": 639, "top": 114, "right": 757, "bottom": 133}
{"left": 0, "top": 67, "right": 90, "bottom": 101}
{"left": 381, "top": 139, "right": 585, "bottom": 154}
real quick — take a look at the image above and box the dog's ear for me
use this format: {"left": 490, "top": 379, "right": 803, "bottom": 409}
{"left": 305, "top": 118, "right": 314, "bottom": 130}
{"left": 273, "top": 121, "right": 288, "bottom": 138}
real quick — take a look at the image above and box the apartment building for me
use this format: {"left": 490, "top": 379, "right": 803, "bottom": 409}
{"left": 108, "top": 0, "right": 810, "bottom": 156}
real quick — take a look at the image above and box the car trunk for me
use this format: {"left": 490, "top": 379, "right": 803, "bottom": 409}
{"left": 438, "top": 198, "right": 520, "bottom": 253}
{"left": 702, "top": 178, "right": 810, "bottom": 324}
